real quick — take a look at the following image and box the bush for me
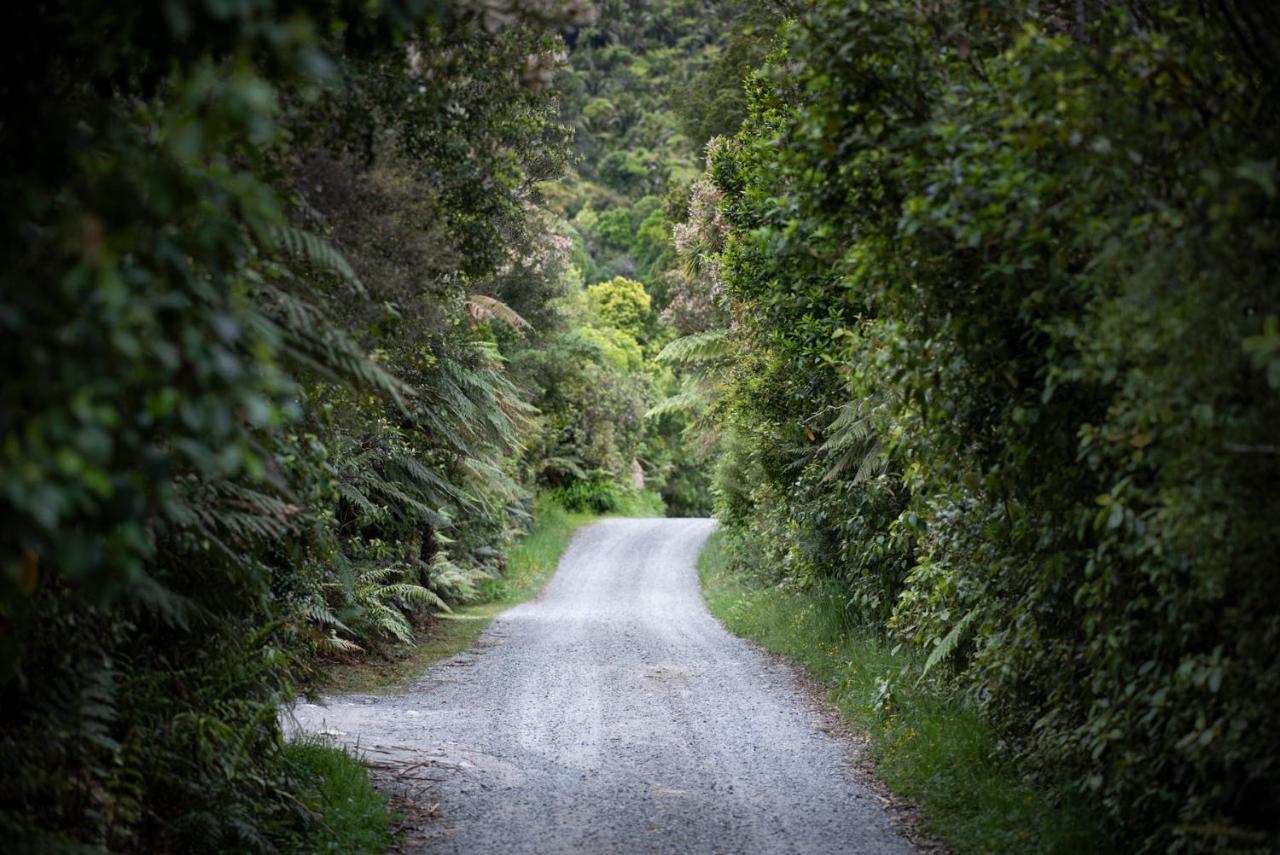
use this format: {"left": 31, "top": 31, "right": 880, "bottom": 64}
{"left": 702, "top": 2, "right": 1280, "bottom": 849}
{"left": 548, "top": 475, "right": 630, "bottom": 514}
{"left": 0, "top": 1, "right": 578, "bottom": 848}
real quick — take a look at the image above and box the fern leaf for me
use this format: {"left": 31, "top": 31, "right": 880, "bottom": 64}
{"left": 465, "top": 294, "right": 532, "bottom": 333}
{"left": 656, "top": 329, "right": 731, "bottom": 364}
{"left": 336, "top": 481, "right": 380, "bottom": 519}
{"left": 259, "top": 286, "right": 413, "bottom": 410}
{"left": 316, "top": 634, "right": 363, "bottom": 655}
{"left": 645, "top": 389, "right": 705, "bottom": 419}
{"left": 820, "top": 399, "right": 888, "bottom": 484}
{"left": 385, "top": 453, "right": 466, "bottom": 504}
{"left": 920, "top": 609, "right": 978, "bottom": 681}
{"left": 269, "top": 224, "right": 367, "bottom": 296}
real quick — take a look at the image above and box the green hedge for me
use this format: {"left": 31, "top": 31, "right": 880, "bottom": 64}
{"left": 707, "top": 2, "right": 1280, "bottom": 849}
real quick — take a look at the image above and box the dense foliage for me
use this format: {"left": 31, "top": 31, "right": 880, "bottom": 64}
{"left": 529, "top": 0, "right": 779, "bottom": 515}
{"left": 7, "top": 0, "right": 1276, "bottom": 850}
{"left": 0, "top": 0, "right": 743, "bottom": 845}
{"left": 676, "top": 1, "right": 1280, "bottom": 849}
{"left": 0, "top": 0, "right": 602, "bottom": 848}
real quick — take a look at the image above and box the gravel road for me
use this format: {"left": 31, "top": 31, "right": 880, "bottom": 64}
{"left": 287, "top": 518, "right": 915, "bottom": 854}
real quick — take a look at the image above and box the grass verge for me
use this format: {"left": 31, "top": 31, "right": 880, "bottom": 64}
{"left": 283, "top": 737, "right": 396, "bottom": 853}
{"left": 697, "top": 528, "right": 1113, "bottom": 854}
{"left": 322, "top": 491, "right": 661, "bottom": 694}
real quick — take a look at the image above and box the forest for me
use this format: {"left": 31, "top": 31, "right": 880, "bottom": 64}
{"left": 1, "top": 0, "right": 1277, "bottom": 852}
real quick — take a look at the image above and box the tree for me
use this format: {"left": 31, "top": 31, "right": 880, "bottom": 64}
{"left": 587, "top": 275, "right": 653, "bottom": 338}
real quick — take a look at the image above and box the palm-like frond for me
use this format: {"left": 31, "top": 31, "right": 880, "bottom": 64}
{"left": 335, "top": 481, "right": 380, "bottom": 519}
{"left": 268, "top": 224, "right": 367, "bottom": 296}
{"left": 300, "top": 601, "right": 353, "bottom": 635}
{"left": 315, "top": 634, "right": 362, "bottom": 655}
{"left": 258, "top": 285, "right": 413, "bottom": 411}
{"left": 384, "top": 452, "right": 465, "bottom": 503}
{"left": 165, "top": 480, "right": 299, "bottom": 554}
{"left": 357, "top": 600, "right": 414, "bottom": 643}
{"left": 465, "top": 294, "right": 532, "bottom": 333}
{"left": 656, "top": 328, "right": 731, "bottom": 364}
{"left": 378, "top": 583, "right": 447, "bottom": 610}
{"left": 411, "top": 344, "right": 530, "bottom": 463}
{"left": 919, "top": 609, "right": 979, "bottom": 682}
{"left": 820, "top": 399, "right": 888, "bottom": 485}
{"left": 645, "top": 388, "right": 704, "bottom": 419}
{"left": 425, "top": 552, "right": 485, "bottom": 603}
{"left": 460, "top": 455, "right": 522, "bottom": 503}
{"left": 539, "top": 455, "right": 587, "bottom": 481}
{"left": 345, "top": 561, "right": 450, "bottom": 643}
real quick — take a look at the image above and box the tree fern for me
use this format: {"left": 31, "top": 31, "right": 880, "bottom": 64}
{"left": 335, "top": 481, "right": 380, "bottom": 519}
{"left": 460, "top": 455, "right": 522, "bottom": 503}
{"left": 465, "top": 294, "right": 532, "bottom": 333}
{"left": 258, "top": 285, "right": 413, "bottom": 411}
{"left": 423, "top": 552, "right": 484, "bottom": 604}
{"left": 362, "top": 477, "right": 447, "bottom": 526}
{"left": 656, "top": 328, "right": 731, "bottom": 364}
{"left": 268, "top": 224, "right": 367, "bottom": 296}
{"left": 384, "top": 452, "right": 465, "bottom": 505}
{"left": 645, "top": 388, "right": 704, "bottom": 419}
{"left": 539, "top": 454, "right": 587, "bottom": 480}
{"left": 165, "top": 480, "right": 298, "bottom": 571}
{"left": 819, "top": 398, "right": 887, "bottom": 485}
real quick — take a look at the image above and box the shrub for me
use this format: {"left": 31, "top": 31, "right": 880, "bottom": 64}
{"left": 548, "top": 474, "right": 629, "bottom": 514}
{"left": 702, "top": 2, "right": 1280, "bottom": 848}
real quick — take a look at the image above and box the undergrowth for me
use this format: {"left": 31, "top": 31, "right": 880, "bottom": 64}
{"left": 284, "top": 738, "right": 395, "bottom": 854}
{"left": 321, "top": 491, "right": 660, "bottom": 694}
{"left": 697, "top": 529, "right": 1114, "bottom": 854}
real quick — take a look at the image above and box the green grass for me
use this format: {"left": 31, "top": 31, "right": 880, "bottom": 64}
{"left": 322, "top": 491, "right": 661, "bottom": 694}
{"left": 283, "top": 737, "right": 396, "bottom": 853}
{"left": 697, "top": 529, "right": 1114, "bottom": 854}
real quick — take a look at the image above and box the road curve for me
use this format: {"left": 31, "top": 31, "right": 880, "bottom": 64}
{"left": 289, "top": 518, "right": 914, "bottom": 854}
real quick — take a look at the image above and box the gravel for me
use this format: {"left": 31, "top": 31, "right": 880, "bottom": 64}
{"left": 286, "top": 518, "right": 916, "bottom": 854}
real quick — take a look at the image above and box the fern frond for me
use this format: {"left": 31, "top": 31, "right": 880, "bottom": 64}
{"left": 920, "top": 609, "right": 978, "bottom": 681}
{"left": 425, "top": 552, "right": 484, "bottom": 603}
{"left": 301, "top": 602, "right": 354, "bottom": 635}
{"left": 360, "top": 601, "right": 414, "bottom": 643}
{"left": 645, "top": 389, "right": 705, "bottom": 419}
{"left": 656, "top": 329, "right": 731, "bottom": 364}
{"left": 336, "top": 481, "right": 380, "bottom": 519}
{"left": 379, "top": 583, "right": 448, "bottom": 611}
{"left": 217, "top": 483, "right": 298, "bottom": 524}
{"left": 540, "top": 454, "right": 587, "bottom": 480}
{"left": 269, "top": 224, "right": 367, "bottom": 295}
{"left": 465, "top": 294, "right": 532, "bottom": 333}
{"left": 460, "top": 456, "right": 522, "bottom": 502}
{"left": 260, "top": 285, "right": 413, "bottom": 410}
{"left": 355, "top": 565, "right": 403, "bottom": 586}
{"left": 361, "top": 478, "right": 448, "bottom": 526}
{"left": 384, "top": 453, "right": 466, "bottom": 504}
{"left": 853, "top": 438, "right": 886, "bottom": 484}
{"left": 316, "top": 634, "right": 362, "bottom": 655}
{"left": 820, "top": 400, "right": 888, "bottom": 485}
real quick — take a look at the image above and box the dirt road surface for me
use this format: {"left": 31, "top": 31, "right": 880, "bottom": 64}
{"left": 287, "top": 518, "right": 915, "bottom": 854}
